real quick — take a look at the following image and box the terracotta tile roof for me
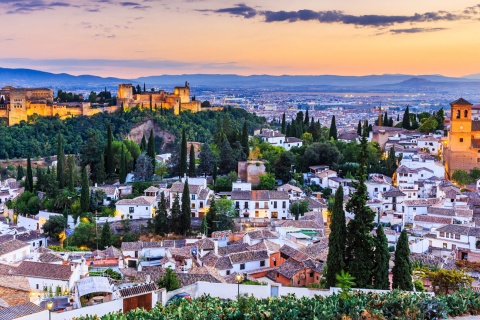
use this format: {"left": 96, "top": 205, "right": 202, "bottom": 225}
{"left": 414, "top": 215, "right": 452, "bottom": 224}
{"left": 276, "top": 220, "right": 323, "bottom": 229}
{"left": 38, "top": 252, "right": 64, "bottom": 263}
{"left": 275, "top": 258, "right": 304, "bottom": 279}
{"left": 169, "top": 247, "right": 193, "bottom": 260}
{"left": 258, "top": 131, "right": 285, "bottom": 138}
{"left": 305, "top": 241, "right": 329, "bottom": 262}
{"left": 245, "top": 229, "right": 278, "bottom": 240}
{"left": 277, "top": 184, "right": 302, "bottom": 193}
{"left": 116, "top": 196, "right": 156, "bottom": 206}
{"left": 195, "top": 238, "right": 215, "bottom": 251}
{"left": 169, "top": 182, "right": 201, "bottom": 194}
{"left": 92, "top": 185, "right": 118, "bottom": 196}
{"left": 285, "top": 137, "right": 303, "bottom": 143}
{"left": 247, "top": 241, "right": 267, "bottom": 251}
{"left": 198, "top": 188, "right": 210, "bottom": 200}
{"left": 119, "top": 282, "right": 157, "bottom": 298}
{"left": 0, "top": 275, "right": 30, "bottom": 291}
{"left": 0, "top": 239, "right": 30, "bottom": 256}
{"left": 218, "top": 244, "right": 249, "bottom": 255}
{"left": 436, "top": 224, "right": 470, "bottom": 235}
{"left": 130, "top": 266, "right": 222, "bottom": 287}
{"left": 263, "top": 240, "right": 281, "bottom": 252}
{"left": 382, "top": 188, "right": 406, "bottom": 197}
{"left": 450, "top": 98, "right": 472, "bottom": 106}
{"left": 231, "top": 191, "right": 252, "bottom": 200}
{"left": 121, "top": 241, "right": 164, "bottom": 251}
{"left": 229, "top": 250, "right": 269, "bottom": 264}
{"left": 472, "top": 121, "right": 480, "bottom": 132}
{"left": 280, "top": 245, "right": 309, "bottom": 262}
{"left": 0, "top": 263, "right": 15, "bottom": 276}
{"left": 13, "top": 261, "right": 73, "bottom": 281}
{"left": 404, "top": 198, "right": 440, "bottom": 207}
{"left": 0, "top": 302, "right": 44, "bottom": 319}
{"left": 144, "top": 186, "right": 159, "bottom": 193}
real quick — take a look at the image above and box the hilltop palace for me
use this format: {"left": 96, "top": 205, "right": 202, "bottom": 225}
{"left": 0, "top": 82, "right": 201, "bottom": 126}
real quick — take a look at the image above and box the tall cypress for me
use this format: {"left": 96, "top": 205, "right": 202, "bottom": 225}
{"left": 80, "top": 166, "right": 90, "bottom": 213}
{"left": 67, "top": 156, "right": 75, "bottom": 192}
{"left": 285, "top": 123, "right": 291, "bottom": 137}
{"left": 16, "top": 165, "right": 24, "bottom": 181}
{"left": 329, "top": 115, "right": 337, "bottom": 140}
{"left": 119, "top": 145, "right": 127, "bottom": 184}
{"left": 373, "top": 225, "right": 390, "bottom": 290}
{"left": 345, "top": 130, "right": 376, "bottom": 288}
{"left": 181, "top": 180, "right": 191, "bottom": 236}
{"left": 171, "top": 194, "right": 181, "bottom": 234}
{"left": 26, "top": 155, "right": 33, "bottom": 192}
{"left": 325, "top": 186, "right": 346, "bottom": 288}
{"left": 95, "top": 154, "right": 106, "bottom": 184}
{"left": 241, "top": 120, "right": 249, "bottom": 161}
{"left": 402, "top": 106, "right": 411, "bottom": 129}
{"left": 105, "top": 123, "right": 114, "bottom": 178}
{"left": 57, "top": 133, "right": 65, "bottom": 189}
{"left": 383, "top": 112, "right": 388, "bottom": 127}
{"left": 304, "top": 109, "right": 309, "bottom": 127}
{"left": 188, "top": 145, "right": 196, "bottom": 177}
{"left": 392, "top": 230, "right": 412, "bottom": 290}
{"left": 155, "top": 192, "right": 168, "bottom": 234}
{"left": 147, "top": 129, "right": 156, "bottom": 172}
{"left": 180, "top": 127, "right": 188, "bottom": 177}
{"left": 281, "top": 113, "right": 286, "bottom": 134}
{"left": 357, "top": 121, "right": 362, "bottom": 136}
{"left": 212, "top": 161, "right": 217, "bottom": 185}
{"left": 205, "top": 197, "right": 217, "bottom": 235}
{"left": 100, "top": 221, "right": 112, "bottom": 249}
{"left": 140, "top": 134, "right": 147, "bottom": 152}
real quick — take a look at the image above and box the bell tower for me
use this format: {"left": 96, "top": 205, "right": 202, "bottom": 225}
{"left": 448, "top": 98, "right": 472, "bottom": 152}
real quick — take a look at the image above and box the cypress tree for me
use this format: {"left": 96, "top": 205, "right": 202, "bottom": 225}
{"left": 180, "top": 127, "right": 188, "bottom": 177}
{"left": 67, "top": 156, "right": 75, "bottom": 192}
{"left": 119, "top": 145, "right": 127, "bottom": 184}
{"left": 57, "top": 133, "right": 65, "bottom": 189}
{"left": 205, "top": 197, "right": 217, "bottom": 235}
{"left": 392, "top": 229, "right": 412, "bottom": 290}
{"left": 241, "top": 120, "right": 249, "bottom": 160}
{"left": 155, "top": 191, "right": 168, "bottom": 234}
{"left": 105, "top": 123, "right": 114, "bottom": 178}
{"left": 188, "top": 145, "right": 196, "bottom": 177}
{"left": 286, "top": 123, "right": 291, "bottom": 137}
{"left": 16, "top": 165, "right": 24, "bottom": 181}
{"left": 147, "top": 129, "right": 156, "bottom": 172}
{"left": 329, "top": 115, "right": 337, "bottom": 140}
{"left": 181, "top": 180, "right": 191, "bottom": 236}
{"left": 171, "top": 194, "right": 181, "bottom": 234}
{"left": 373, "top": 225, "right": 390, "bottom": 290}
{"left": 383, "top": 112, "right": 388, "bottom": 127}
{"left": 26, "top": 155, "right": 33, "bottom": 192}
{"left": 95, "top": 154, "right": 106, "bottom": 185}
{"left": 304, "top": 109, "right": 309, "bottom": 127}
{"left": 198, "top": 143, "right": 214, "bottom": 176}
{"left": 357, "top": 121, "right": 362, "bottom": 136}
{"left": 402, "top": 106, "right": 411, "bottom": 129}
{"left": 325, "top": 186, "right": 346, "bottom": 288}
{"left": 143, "top": 82, "right": 146, "bottom": 92}
{"left": 219, "top": 139, "right": 235, "bottom": 175}
{"left": 281, "top": 113, "right": 286, "bottom": 134}
{"left": 290, "top": 121, "right": 297, "bottom": 138}
{"left": 80, "top": 166, "right": 90, "bottom": 213}
{"left": 397, "top": 114, "right": 400, "bottom": 122}
{"left": 140, "top": 134, "right": 147, "bottom": 152}
{"left": 100, "top": 221, "right": 112, "bottom": 249}
{"left": 212, "top": 161, "right": 217, "bottom": 185}
{"left": 345, "top": 130, "right": 376, "bottom": 288}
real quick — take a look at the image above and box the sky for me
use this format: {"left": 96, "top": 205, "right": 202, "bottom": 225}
{"left": 0, "top": 0, "right": 480, "bottom": 78}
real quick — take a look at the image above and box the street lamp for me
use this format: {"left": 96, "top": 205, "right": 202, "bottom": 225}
{"left": 46, "top": 300, "right": 54, "bottom": 320}
{"left": 235, "top": 273, "right": 243, "bottom": 299}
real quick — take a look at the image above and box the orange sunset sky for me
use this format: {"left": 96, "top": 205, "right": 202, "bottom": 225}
{"left": 0, "top": 0, "right": 479, "bottom": 78}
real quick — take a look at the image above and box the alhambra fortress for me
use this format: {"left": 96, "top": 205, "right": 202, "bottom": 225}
{"left": 0, "top": 82, "right": 201, "bottom": 126}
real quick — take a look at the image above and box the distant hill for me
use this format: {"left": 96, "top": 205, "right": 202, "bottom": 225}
{"left": 463, "top": 73, "right": 480, "bottom": 80}
{"left": 0, "top": 67, "right": 479, "bottom": 93}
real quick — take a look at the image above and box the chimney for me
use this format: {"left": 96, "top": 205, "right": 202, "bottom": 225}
{"left": 214, "top": 239, "right": 218, "bottom": 255}
{"left": 146, "top": 274, "right": 151, "bottom": 283}
{"left": 70, "top": 264, "right": 75, "bottom": 272}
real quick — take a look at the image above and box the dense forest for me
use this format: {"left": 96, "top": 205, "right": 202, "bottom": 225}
{"left": 0, "top": 106, "right": 266, "bottom": 159}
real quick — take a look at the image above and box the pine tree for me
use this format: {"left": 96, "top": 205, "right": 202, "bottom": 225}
{"left": 180, "top": 180, "right": 191, "bottom": 236}
{"left": 205, "top": 197, "right": 217, "bottom": 235}
{"left": 119, "top": 145, "right": 127, "bottom": 184}
{"left": 392, "top": 229, "right": 412, "bottom": 290}
{"left": 140, "top": 134, "right": 147, "bottom": 152}
{"left": 25, "top": 155, "right": 33, "bottom": 192}
{"left": 57, "top": 133, "right": 65, "bottom": 189}
{"left": 345, "top": 130, "right": 376, "bottom": 288}
{"left": 80, "top": 166, "right": 90, "bottom": 213}
{"left": 281, "top": 113, "right": 286, "bottom": 134}
{"left": 100, "top": 221, "right": 112, "bottom": 249}
{"left": 241, "top": 120, "right": 249, "bottom": 161}
{"left": 188, "top": 145, "right": 196, "bottom": 177}
{"left": 147, "top": 129, "right": 156, "bottom": 173}
{"left": 402, "top": 106, "right": 411, "bottom": 129}
{"left": 325, "top": 186, "right": 346, "bottom": 288}
{"left": 171, "top": 194, "right": 181, "bottom": 234}
{"left": 105, "top": 123, "right": 114, "bottom": 178}
{"left": 180, "top": 127, "right": 188, "bottom": 177}
{"left": 329, "top": 116, "right": 337, "bottom": 140}
{"left": 155, "top": 192, "right": 168, "bottom": 234}
{"left": 373, "top": 225, "right": 390, "bottom": 289}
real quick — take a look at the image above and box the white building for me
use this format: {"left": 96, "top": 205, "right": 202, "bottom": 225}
{"left": 0, "top": 239, "right": 31, "bottom": 262}
{"left": 417, "top": 136, "right": 441, "bottom": 155}
{"left": 115, "top": 196, "right": 157, "bottom": 220}
{"left": 168, "top": 178, "right": 213, "bottom": 218}
{"left": 231, "top": 190, "right": 290, "bottom": 219}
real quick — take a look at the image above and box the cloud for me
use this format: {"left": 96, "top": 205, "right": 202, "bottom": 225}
{"left": 390, "top": 27, "right": 447, "bottom": 34}
{"left": 204, "top": 3, "right": 475, "bottom": 27}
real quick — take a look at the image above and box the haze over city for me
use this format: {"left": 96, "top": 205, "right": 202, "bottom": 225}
{"left": 1, "top": 0, "right": 480, "bottom": 78}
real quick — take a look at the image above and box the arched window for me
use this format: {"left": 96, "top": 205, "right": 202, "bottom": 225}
{"left": 465, "top": 110, "right": 468, "bottom": 118}
{"left": 456, "top": 110, "right": 460, "bottom": 119}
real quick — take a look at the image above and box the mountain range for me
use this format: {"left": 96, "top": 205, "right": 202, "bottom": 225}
{"left": 0, "top": 67, "right": 479, "bottom": 94}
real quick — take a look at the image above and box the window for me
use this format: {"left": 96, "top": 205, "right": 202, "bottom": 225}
{"left": 452, "top": 244, "right": 457, "bottom": 250}
{"left": 374, "top": 187, "right": 378, "bottom": 192}
{"left": 200, "top": 202, "right": 203, "bottom": 208}
{"left": 443, "top": 243, "right": 447, "bottom": 249}
{"left": 191, "top": 203, "right": 195, "bottom": 209}
{"left": 273, "top": 257, "right": 277, "bottom": 266}
{"left": 146, "top": 207, "right": 148, "bottom": 210}
{"left": 310, "top": 272, "right": 314, "bottom": 278}
{"left": 460, "top": 138, "right": 464, "bottom": 142}
{"left": 273, "top": 201, "right": 277, "bottom": 209}
{"left": 455, "top": 234, "right": 460, "bottom": 240}
{"left": 226, "top": 270, "right": 231, "bottom": 275}
{"left": 260, "top": 260, "right": 265, "bottom": 267}
{"left": 264, "top": 202, "right": 268, "bottom": 208}
{"left": 440, "top": 232, "right": 445, "bottom": 237}
{"left": 129, "top": 207, "right": 134, "bottom": 213}
{"left": 36, "top": 284, "right": 39, "bottom": 289}
{"left": 456, "top": 110, "right": 460, "bottom": 119}
{"left": 245, "top": 201, "right": 249, "bottom": 209}
{"left": 282, "top": 201, "right": 286, "bottom": 209}
{"left": 191, "top": 195, "right": 195, "bottom": 200}
{"left": 236, "top": 201, "right": 240, "bottom": 209}
{"left": 465, "top": 110, "right": 468, "bottom": 118}
{"left": 240, "top": 263, "right": 245, "bottom": 270}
